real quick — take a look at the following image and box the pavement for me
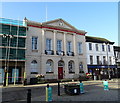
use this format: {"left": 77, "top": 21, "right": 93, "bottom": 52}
{"left": 1, "top": 78, "right": 119, "bottom": 102}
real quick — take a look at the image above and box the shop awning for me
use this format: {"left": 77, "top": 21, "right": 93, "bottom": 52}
{"left": 88, "top": 65, "right": 117, "bottom": 69}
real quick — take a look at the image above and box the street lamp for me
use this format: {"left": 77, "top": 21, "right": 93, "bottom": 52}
{"left": 3, "top": 34, "right": 14, "bottom": 86}
{"left": 105, "top": 42, "right": 111, "bottom": 80}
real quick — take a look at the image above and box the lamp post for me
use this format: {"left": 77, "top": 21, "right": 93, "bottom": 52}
{"left": 114, "top": 50, "right": 118, "bottom": 78}
{"left": 3, "top": 34, "right": 14, "bottom": 86}
{"left": 105, "top": 42, "right": 111, "bottom": 80}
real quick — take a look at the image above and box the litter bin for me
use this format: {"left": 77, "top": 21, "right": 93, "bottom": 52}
{"left": 64, "top": 84, "right": 80, "bottom": 95}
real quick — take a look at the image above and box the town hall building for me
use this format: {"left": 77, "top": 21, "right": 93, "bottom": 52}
{"left": 25, "top": 18, "right": 87, "bottom": 82}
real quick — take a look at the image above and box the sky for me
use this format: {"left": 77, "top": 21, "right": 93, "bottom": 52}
{"left": 1, "top": 2, "right": 118, "bottom": 45}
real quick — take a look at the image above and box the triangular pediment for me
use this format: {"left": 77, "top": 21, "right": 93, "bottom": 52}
{"left": 42, "top": 18, "right": 78, "bottom": 30}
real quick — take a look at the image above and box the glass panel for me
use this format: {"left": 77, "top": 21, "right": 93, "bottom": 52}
{"left": 46, "top": 39, "right": 52, "bottom": 50}
{"left": 1, "top": 24, "right": 26, "bottom": 36}
{"left": 67, "top": 41, "right": 72, "bottom": 52}
{"left": 78, "top": 42, "right": 82, "bottom": 54}
{"left": 46, "top": 60, "right": 53, "bottom": 72}
{"left": 12, "top": 69, "right": 19, "bottom": 82}
{"left": 31, "top": 60, "right": 38, "bottom": 73}
{"left": 0, "top": 18, "right": 27, "bottom": 26}
{"left": 68, "top": 61, "right": 75, "bottom": 73}
{"left": 89, "top": 43, "right": 92, "bottom": 50}
{"left": 32, "top": 37, "right": 38, "bottom": 50}
{"left": 57, "top": 40, "right": 62, "bottom": 51}
{"left": 0, "top": 68, "right": 4, "bottom": 83}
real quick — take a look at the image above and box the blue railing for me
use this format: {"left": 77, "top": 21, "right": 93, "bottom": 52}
{"left": 0, "top": 18, "right": 27, "bottom": 27}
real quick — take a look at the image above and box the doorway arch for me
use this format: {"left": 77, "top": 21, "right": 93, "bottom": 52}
{"left": 58, "top": 60, "right": 64, "bottom": 79}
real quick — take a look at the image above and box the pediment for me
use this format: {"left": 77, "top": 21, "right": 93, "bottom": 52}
{"left": 42, "top": 18, "right": 78, "bottom": 30}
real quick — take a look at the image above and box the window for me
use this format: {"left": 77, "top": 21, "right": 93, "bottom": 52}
{"left": 46, "top": 59, "right": 54, "bottom": 73}
{"left": 46, "top": 38, "right": 52, "bottom": 50}
{"left": 67, "top": 41, "right": 72, "bottom": 52}
{"left": 102, "top": 45, "right": 105, "bottom": 51}
{"left": 95, "top": 44, "right": 99, "bottom": 51}
{"left": 68, "top": 60, "right": 75, "bottom": 73}
{"left": 103, "top": 56, "right": 106, "bottom": 65}
{"left": 32, "top": 37, "right": 38, "bottom": 50}
{"left": 108, "top": 45, "right": 110, "bottom": 52}
{"left": 109, "top": 57, "right": 112, "bottom": 65}
{"left": 58, "top": 60, "right": 64, "bottom": 67}
{"left": 79, "top": 62, "right": 84, "bottom": 73}
{"left": 96, "top": 56, "right": 100, "bottom": 65}
{"left": 89, "top": 43, "right": 92, "bottom": 50}
{"left": 90, "top": 55, "right": 93, "bottom": 64}
{"left": 57, "top": 40, "right": 62, "bottom": 51}
{"left": 78, "top": 42, "right": 82, "bottom": 54}
{"left": 31, "top": 60, "right": 38, "bottom": 74}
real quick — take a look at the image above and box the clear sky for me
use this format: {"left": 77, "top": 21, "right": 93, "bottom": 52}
{"left": 2, "top": 2, "right": 118, "bottom": 45}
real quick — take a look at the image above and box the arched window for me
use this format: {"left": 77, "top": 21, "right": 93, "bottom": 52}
{"left": 58, "top": 60, "right": 64, "bottom": 67}
{"left": 79, "top": 62, "right": 84, "bottom": 73}
{"left": 31, "top": 60, "right": 38, "bottom": 74}
{"left": 46, "top": 59, "right": 54, "bottom": 73}
{"left": 68, "top": 60, "right": 75, "bottom": 73}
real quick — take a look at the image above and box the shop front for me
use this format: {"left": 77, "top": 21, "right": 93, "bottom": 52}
{"left": 88, "top": 65, "right": 117, "bottom": 80}
{"left": 0, "top": 66, "right": 24, "bottom": 84}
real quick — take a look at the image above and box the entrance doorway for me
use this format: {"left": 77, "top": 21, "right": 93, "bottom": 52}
{"left": 58, "top": 60, "right": 64, "bottom": 79}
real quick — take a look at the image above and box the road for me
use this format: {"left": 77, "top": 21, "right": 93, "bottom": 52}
{"left": 2, "top": 79, "right": 119, "bottom": 102}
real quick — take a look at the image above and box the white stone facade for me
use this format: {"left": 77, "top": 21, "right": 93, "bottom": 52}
{"left": 86, "top": 36, "right": 116, "bottom": 79}
{"left": 25, "top": 19, "right": 87, "bottom": 81}
{"left": 86, "top": 42, "right": 115, "bottom": 65}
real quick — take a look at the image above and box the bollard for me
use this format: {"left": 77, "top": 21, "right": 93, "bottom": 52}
{"left": 46, "top": 84, "right": 52, "bottom": 101}
{"left": 58, "top": 81, "right": 60, "bottom": 96}
{"left": 103, "top": 80, "right": 109, "bottom": 91}
{"left": 27, "top": 89, "right": 31, "bottom": 103}
{"left": 80, "top": 81, "right": 84, "bottom": 94}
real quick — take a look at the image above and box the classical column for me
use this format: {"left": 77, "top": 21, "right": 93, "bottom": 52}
{"left": 63, "top": 32, "right": 67, "bottom": 55}
{"left": 41, "top": 29, "right": 45, "bottom": 54}
{"left": 53, "top": 30, "right": 57, "bottom": 55}
{"left": 73, "top": 33, "right": 76, "bottom": 56}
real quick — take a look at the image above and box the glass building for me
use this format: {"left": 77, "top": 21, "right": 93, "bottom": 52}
{"left": 0, "top": 18, "right": 27, "bottom": 84}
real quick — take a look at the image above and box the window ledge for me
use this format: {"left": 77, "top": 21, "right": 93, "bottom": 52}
{"left": 46, "top": 72, "right": 54, "bottom": 74}
{"left": 69, "top": 72, "right": 75, "bottom": 74}
{"left": 31, "top": 72, "right": 38, "bottom": 74}
{"left": 78, "top": 53, "right": 83, "bottom": 55}
{"left": 32, "top": 50, "right": 38, "bottom": 52}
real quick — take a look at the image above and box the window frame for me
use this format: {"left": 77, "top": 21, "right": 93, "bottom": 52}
{"left": 89, "top": 43, "right": 92, "bottom": 50}
{"left": 31, "top": 60, "right": 38, "bottom": 74}
{"left": 32, "top": 36, "right": 38, "bottom": 50}
{"left": 57, "top": 40, "right": 62, "bottom": 51}
{"left": 102, "top": 45, "right": 105, "bottom": 51}
{"left": 78, "top": 42, "right": 82, "bottom": 54}
{"left": 108, "top": 45, "right": 110, "bottom": 52}
{"left": 95, "top": 44, "right": 99, "bottom": 51}
{"left": 46, "top": 60, "right": 54, "bottom": 73}
{"left": 68, "top": 60, "right": 75, "bottom": 73}
{"left": 46, "top": 38, "right": 52, "bottom": 51}
{"left": 67, "top": 41, "right": 72, "bottom": 52}
{"left": 90, "top": 55, "right": 93, "bottom": 65}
